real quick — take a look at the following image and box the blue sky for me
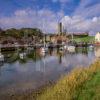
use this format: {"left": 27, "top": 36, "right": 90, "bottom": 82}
{"left": 0, "top": 0, "right": 79, "bottom": 15}
{"left": 0, "top": 0, "right": 100, "bottom": 34}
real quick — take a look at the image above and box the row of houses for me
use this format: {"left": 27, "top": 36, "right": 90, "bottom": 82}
{"left": 44, "top": 32, "right": 100, "bottom": 44}
{"left": 43, "top": 32, "right": 89, "bottom": 43}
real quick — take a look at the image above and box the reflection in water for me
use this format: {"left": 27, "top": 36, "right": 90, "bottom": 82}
{"left": 59, "top": 54, "right": 62, "bottom": 64}
{"left": 0, "top": 47, "right": 97, "bottom": 95}
{"left": 58, "top": 51, "right": 64, "bottom": 64}
{"left": 76, "top": 47, "right": 88, "bottom": 55}
{"left": 35, "top": 57, "right": 46, "bottom": 73}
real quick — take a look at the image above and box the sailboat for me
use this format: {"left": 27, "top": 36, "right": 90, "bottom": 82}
{"left": 19, "top": 32, "right": 27, "bottom": 59}
{"left": 41, "top": 18, "right": 48, "bottom": 54}
{"left": 67, "top": 34, "right": 75, "bottom": 52}
{"left": 88, "top": 44, "right": 94, "bottom": 51}
{"left": 41, "top": 37, "right": 48, "bottom": 54}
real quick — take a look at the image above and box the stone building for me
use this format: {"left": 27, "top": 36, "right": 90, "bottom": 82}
{"left": 43, "top": 22, "right": 68, "bottom": 44}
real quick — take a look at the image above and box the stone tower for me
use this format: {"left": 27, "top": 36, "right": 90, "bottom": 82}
{"left": 58, "top": 22, "right": 62, "bottom": 35}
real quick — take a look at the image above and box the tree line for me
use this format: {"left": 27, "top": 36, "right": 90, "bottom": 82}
{"left": 0, "top": 28, "right": 43, "bottom": 39}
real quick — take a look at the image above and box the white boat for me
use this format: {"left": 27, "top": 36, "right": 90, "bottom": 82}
{"left": 41, "top": 34, "right": 48, "bottom": 54}
{"left": 67, "top": 46, "right": 75, "bottom": 52}
{"left": 67, "top": 34, "right": 76, "bottom": 52}
{"left": 40, "top": 47, "right": 48, "bottom": 57}
{"left": 88, "top": 45, "right": 94, "bottom": 50}
{"left": 41, "top": 18, "right": 48, "bottom": 54}
{"left": 41, "top": 47, "right": 48, "bottom": 53}
{"left": 14, "top": 42, "right": 19, "bottom": 47}
{"left": 64, "top": 45, "right": 67, "bottom": 49}
{"left": 19, "top": 53, "right": 26, "bottom": 59}
{"left": 0, "top": 53, "right": 4, "bottom": 61}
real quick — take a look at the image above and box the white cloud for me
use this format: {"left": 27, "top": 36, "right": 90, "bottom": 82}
{"left": 0, "top": 8, "right": 64, "bottom": 33}
{"left": 58, "top": 0, "right": 100, "bottom": 35}
{"left": 61, "top": 16, "right": 100, "bottom": 34}
{"left": 0, "top": 8, "right": 100, "bottom": 35}
{"left": 73, "top": 0, "right": 100, "bottom": 18}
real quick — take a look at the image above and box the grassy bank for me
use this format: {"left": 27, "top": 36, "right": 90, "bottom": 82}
{"left": 73, "top": 36, "right": 94, "bottom": 43}
{"left": 38, "top": 60, "right": 100, "bottom": 100}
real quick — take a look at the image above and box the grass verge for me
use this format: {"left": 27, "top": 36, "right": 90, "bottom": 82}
{"left": 38, "top": 60, "right": 100, "bottom": 100}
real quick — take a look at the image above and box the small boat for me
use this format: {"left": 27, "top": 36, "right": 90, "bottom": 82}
{"left": 89, "top": 45, "right": 94, "bottom": 48}
{"left": 41, "top": 34, "right": 48, "bottom": 54}
{"left": 88, "top": 45, "right": 94, "bottom": 51}
{"left": 67, "top": 34, "right": 76, "bottom": 52}
{"left": 41, "top": 47, "right": 48, "bottom": 53}
{"left": 64, "top": 45, "right": 67, "bottom": 50}
{"left": 89, "top": 45, "right": 94, "bottom": 49}
{"left": 0, "top": 53, "right": 4, "bottom": 61}
{"left": 19, "top": 53, "right": 26, "bottom": 59}
{"left": 14, "top": 42, "right": 19, "bottom": 47}
{"left": 28, "top": 47, "right": 34, "bottom": 51}
{"left": 67, "top": 46, "right": 75, "bottom": 52}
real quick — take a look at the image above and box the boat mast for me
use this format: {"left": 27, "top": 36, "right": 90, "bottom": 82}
{"left": 42, "top": 18, "right": 45, "bottom": 47}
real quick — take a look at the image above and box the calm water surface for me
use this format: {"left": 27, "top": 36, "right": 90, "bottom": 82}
{"left": 0, "top": 47, "right": 99, "bottom": 95}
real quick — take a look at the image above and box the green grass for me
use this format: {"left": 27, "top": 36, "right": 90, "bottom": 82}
{"left": 73, "top": 36, "right": 95, "bottom": 43}
{"left": 38, "top": 60, "right": 100, "bottom": 100}
{"left": 78, "top": 69, "right": 100, "bottom": 100}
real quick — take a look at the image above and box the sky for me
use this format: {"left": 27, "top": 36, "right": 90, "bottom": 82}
{"left": 0, "top": 0, "right": 100, "bottom": 35}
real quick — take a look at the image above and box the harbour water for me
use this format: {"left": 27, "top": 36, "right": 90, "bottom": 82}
{"left": 0, "top": 47, "right": 99, "bottom": 95}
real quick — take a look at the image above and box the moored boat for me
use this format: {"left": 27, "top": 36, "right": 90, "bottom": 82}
{"left": 67, "top": 46, "right": 75, "bottom": 52}
{"left": 0, "top": 53, "right": 4, "bottom": 61}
